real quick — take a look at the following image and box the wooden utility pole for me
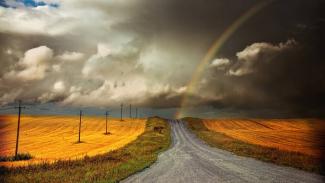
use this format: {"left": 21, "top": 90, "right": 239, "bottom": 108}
{"left": 120, "top": 104, "right": 123, "bottom": 121}
{"left": 14, "top": 100, "right": 25, "bottom": 158}
{"left": 129, "top": 104, "right": 132, "bottom": 118}
{"left": 136, "top": 108, "right": 138, "bottom": 119}
{"left": 105, "top": 111, "right": 109, "bottom": 134}
{"left": 78, "top": 110, "right": 82, "bottom": 143}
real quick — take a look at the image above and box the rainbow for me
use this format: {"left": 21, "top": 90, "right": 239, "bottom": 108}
{"left": 176, "top": 0, "right": 274, "bottom": 118}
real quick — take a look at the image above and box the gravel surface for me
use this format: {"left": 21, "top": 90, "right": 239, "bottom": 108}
{"left": 122, "top": 120, "right": 324, "bottom": 183}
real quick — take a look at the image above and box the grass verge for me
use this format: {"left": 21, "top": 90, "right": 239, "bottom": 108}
{"left": 0, "top": 153, "right": 33, "bottom": 162}
{"left": 183, "top": 117, "right": 325, "bottom": 175}
{"left": 0, "top": 117, "right": 171, "bottom": 183}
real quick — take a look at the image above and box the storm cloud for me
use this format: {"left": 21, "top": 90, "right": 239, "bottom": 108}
{"left": 0, "top": 0, "right": 324, "bottom": 117}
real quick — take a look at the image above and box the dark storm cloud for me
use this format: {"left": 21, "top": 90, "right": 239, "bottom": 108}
{"left": 141, "top": 92, "right": 219, "bottom": 109}
{"left": 202, "top": 35, "right": 325, "bottom": 117}
{"left": 111, "top": 0, "right": 258, "bottom": 50}
{"left": 0, "top": 0, "right": 324, "bottom": 116}
{"left": 119, "top": 0, "right": 324, "bottom": 116}
{"left": 114, "top": 0, "right": 323, "bottom": 54}
{"left": 125, "top": 0, "right": 325, "bottom": 116}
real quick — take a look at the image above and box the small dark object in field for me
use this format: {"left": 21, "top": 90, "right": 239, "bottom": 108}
{"left": 154, "top": 126, "right": 164, "bottom": 133}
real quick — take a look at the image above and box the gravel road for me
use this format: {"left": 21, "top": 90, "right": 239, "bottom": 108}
{"left": 122, "top": 120, "right": 324, "bottom": 183}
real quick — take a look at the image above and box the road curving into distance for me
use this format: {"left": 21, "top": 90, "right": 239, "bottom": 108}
{"left": 122, "top": 120, "right": 324, "bottom": 183}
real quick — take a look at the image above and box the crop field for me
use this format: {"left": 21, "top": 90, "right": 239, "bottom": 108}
{"left": 0, "top": 117, "right": 170, "bottom": 183}
{"left": 185, "top": 117, "right": 325, "bottom": 174}
{"left": 0, "top": 115, "right": 145, "bottom": 166}
{"left": 203, "top": 119, "right": 325, "bottom": 157}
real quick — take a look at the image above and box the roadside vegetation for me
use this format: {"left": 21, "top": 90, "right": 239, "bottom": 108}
{"left": 0, "top": 117, "right": 171, "bottom": 183}
{"left": 0, "top": 153, "right": 32, "bottom": 162}
{"left": 184, "top": 117, "right": 325, "bottom": 175}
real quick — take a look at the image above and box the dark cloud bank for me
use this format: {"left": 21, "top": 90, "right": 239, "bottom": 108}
{"left": 0, "top": 0, "right": 324, "bottom": 118}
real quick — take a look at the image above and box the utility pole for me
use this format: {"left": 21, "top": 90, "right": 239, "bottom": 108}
{"left": 120, "top": 104, "right": 123, "bottom": 121}
{"left": 129, "top": 104, "right": 132, "bottom": 118}
{"left": 105, "top": 111, "right": 109, "bottom": 134}
{"left": 78, "top": 110, "right": 82, "bottom": 143}
{"left": 14, "top": 100, "right": 25, "bottom": 158}
{"left": 136, "top": 108, "right": 138, "bottom": 119}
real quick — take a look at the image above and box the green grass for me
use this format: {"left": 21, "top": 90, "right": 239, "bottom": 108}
{"left": 0, "top": 117, "right": 171, "bottom": 183}
{"left": 0, "top": 153, "right": 33, "bottom": 162}
{"left": 183, "top": 117, "right": 325, "bottom": 175}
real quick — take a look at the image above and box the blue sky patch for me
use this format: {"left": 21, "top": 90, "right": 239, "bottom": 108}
{"left": 0, "top": 0, "right": 59, "bottom": 8}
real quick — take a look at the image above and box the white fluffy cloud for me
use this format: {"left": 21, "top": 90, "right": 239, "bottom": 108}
{"left": 4, "top": 46, "right": 53, "bottom": 81}
{"left": 229, "top": 39, "right": 297, "bottom": 76}
{"left": 0, "top": 40, "right": 185, "bottom": 107}
{"left": 56, "top": 52, "right": 84, "bottom": 62}
{"left": 1, "top": 39, "right": 297, "bottom": 107}
{"left": 53, "top": 80, "right": 65, "bottom": 92}
{"left": 0, "top": 6, "right": 62, "bottom": 35}
{"left": 97, "top": 43, "right": 111, "bottom": 57}
{"left": 0, "top": 0, "right": 210, "bottom": 107}
{"left": 82, "top": 41, "right": 142, "bottom": 81}
{"left": 236, "top": 39, "right": 297, "bottom": 62}
{"left": 210, "top": 58, "right": 230, "bottom": 70}
{"left": 0, "top": 1, "right": 115, "bottom": 36}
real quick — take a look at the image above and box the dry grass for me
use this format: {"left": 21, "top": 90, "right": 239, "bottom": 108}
{"left": 184, "top": 117, "right": 325, "bottom": 174}
{"left": 203, "top": 119, "right": 325, "bottom": 157}
{"left": 0, "top": 117, "right": 171, "bottom": 183}
{"left": 0, "top": 115, "right": 145, "bottom": 166}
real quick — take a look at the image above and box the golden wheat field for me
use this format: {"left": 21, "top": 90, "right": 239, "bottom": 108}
{"left": 0, "top": 115, "right": 145, "bottom": 166}
{"left": 203, "top": 119, "right": 325, "bottom": 157}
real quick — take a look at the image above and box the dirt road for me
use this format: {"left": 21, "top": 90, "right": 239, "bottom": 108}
{"left": 122, "top": 120, "right": 324, "bottom": 183}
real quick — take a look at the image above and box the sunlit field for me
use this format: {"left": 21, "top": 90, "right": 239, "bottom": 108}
{"left": 203, "top": 119, "right": 325, "bottom": 157}
{"left": 0, "top": 115, "right": 145, "bottom": 166}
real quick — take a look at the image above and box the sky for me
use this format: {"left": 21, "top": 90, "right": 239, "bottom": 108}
{"left": 0, "top": 0, "right": 324, "bottom": 118}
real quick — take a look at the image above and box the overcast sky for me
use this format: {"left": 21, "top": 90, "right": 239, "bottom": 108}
{"left": 0, "top": 0, "right": 324, "bottom": 117}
